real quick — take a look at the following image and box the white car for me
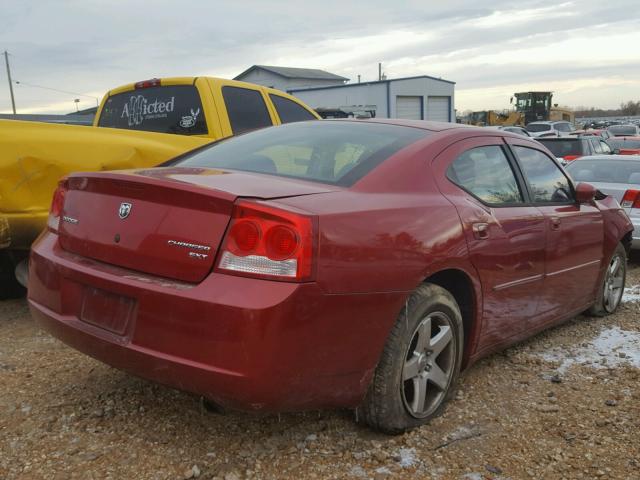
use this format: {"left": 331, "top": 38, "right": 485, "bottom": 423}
{"left": 566, "top": 155, "right": 640, "bottom": 249}
{"left": 525, "top": 121, "right": 575, "bottom": 138}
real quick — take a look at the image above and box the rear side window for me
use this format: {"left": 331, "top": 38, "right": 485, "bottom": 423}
{"left": 269, "top": 94, "right": 317, "bottom": 123}
{"left": 98, "top": 85, "right": 207, "bottom": 135}
{"left": 447, "top": 146, "right": 523, "bottom": 205}
{"left": 222, "top": 86, "right": 273, "bottom": 135}
{"left": 513, "top": 147, "right": 574, "bottom": 203}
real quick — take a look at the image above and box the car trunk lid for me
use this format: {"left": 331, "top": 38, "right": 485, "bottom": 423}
{"left": 58, "top": 167, "right": 335, "bottom": 283}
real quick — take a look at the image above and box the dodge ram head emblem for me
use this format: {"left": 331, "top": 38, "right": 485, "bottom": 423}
{"left": 118, "top": 202, "right": 132, "bottom": 219}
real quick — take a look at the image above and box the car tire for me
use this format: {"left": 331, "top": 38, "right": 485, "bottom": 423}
{"left": 587, "top": 242, "right": 626, "bottom": 317}
{"left": 360, "top": 283, "right": 464, "bottom": 434}
{"left": 0, "top": 251, "right": 26, "bottom": 300}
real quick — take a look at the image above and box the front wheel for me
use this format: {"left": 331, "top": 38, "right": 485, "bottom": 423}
{"left": 588, "top": 242, "right": 626, "bottom": 316}
{"left": 360, "top": 283, "right": 463, "bottom": 434}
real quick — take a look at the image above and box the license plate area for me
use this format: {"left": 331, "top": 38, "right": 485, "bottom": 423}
{"left": 80, "top": 287, "right": 135, "bottom": 335}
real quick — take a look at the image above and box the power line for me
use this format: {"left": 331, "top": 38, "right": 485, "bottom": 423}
{"left": 14, "top": 80, "right": 100, "bottom": 106}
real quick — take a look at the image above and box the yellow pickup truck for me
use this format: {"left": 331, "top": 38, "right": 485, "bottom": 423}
{"left": 0, "top": 76, "right": 319, "bottom": 296}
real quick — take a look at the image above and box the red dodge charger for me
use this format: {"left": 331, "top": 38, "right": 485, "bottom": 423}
{"left": 28, "top": 120, "right": 633, "bottom": 433}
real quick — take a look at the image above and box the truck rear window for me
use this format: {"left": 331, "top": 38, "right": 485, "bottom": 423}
{"left": 97, "top": 85, "right": 207, "bottom": 135}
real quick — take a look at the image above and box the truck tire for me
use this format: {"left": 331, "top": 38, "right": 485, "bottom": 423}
{"left": 0, "top": 251, "right": 26, "bottom": 300}
{"left": 360, "top": 283, "right": 464, "bottom": 434}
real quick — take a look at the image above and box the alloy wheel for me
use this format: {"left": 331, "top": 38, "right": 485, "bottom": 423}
{"left": 401, "top": 312, "right": 456, "bottom": 418}
{"left": 603, "top": 253, "right": 624, "bottom": 313}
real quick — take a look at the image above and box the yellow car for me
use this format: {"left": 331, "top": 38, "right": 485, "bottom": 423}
{"left": 0, "top": 76, "right": 319, "bottom": 296}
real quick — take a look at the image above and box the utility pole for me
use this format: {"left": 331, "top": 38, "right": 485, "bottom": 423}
{"left": 4, "top": 50, "right": 16, "bottom": 114}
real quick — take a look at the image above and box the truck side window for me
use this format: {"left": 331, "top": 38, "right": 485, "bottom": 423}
{"left": 222, "top": 87, "right": 273, "bottom": 135}
{"left": 269, "top": 94, "right": 317, "bottom": 123}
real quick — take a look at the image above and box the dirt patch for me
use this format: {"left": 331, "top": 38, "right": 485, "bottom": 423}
{"left": 1, "top": 261, "right": 639, "bottom": 480}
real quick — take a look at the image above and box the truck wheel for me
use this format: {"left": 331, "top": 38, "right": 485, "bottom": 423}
{"left": 0, "top": 251, "right": 26, "bottom": 300}
{"left": 588, "top": 242, "right": 626, "bottom": 317}
{"left": 360, "top": 283, "right": 463, "bottom": 434}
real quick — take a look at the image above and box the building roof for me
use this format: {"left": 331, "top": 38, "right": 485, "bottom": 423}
{"left": 235, "top": 65, "right": 349, "bottom": 82}
{"left": 287, "top": 74, "right": 455, "bottom": 93}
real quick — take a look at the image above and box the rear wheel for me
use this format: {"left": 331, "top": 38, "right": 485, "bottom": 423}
{"left": 360, "top": 283, "right": 463, "bottom": 434}
{"left": 588, "top": 242, "right": 626, "bottom": 316}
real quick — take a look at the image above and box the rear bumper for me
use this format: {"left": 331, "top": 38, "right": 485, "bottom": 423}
{"left": 28, "top": 232, "right": 406, "bottom": 412}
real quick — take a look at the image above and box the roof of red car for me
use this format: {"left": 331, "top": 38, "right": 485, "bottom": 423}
{"left": 334, "top": 118, "right": 473, "bottom": 132}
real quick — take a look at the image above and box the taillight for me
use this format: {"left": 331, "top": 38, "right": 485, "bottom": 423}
{"left": 621, "top": 189, "right": 640, "bottom": 209}
{"left": 563, "top": 155, "right": 579, "bottom": 161}
{"left": 216, "top": 200, "right": 315, "bottom": 281}
{"left": 134, "top": 78, "right": 161, "bottom": 89}
{"left": 47, "top": 180, "right": 68, "bottom": 232}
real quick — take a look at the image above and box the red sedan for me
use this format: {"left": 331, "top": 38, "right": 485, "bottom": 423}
{"left": 28, "top": 120, "right": 633, "bottom": 433}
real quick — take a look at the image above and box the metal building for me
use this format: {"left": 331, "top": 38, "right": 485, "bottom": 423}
{"left": 288, "top": 75, "right": 456, "bottom": 122}
{"left": 234, "top": 65, "right": 349, "bottom": 92}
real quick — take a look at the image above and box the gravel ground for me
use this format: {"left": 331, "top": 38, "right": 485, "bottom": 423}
{"left": 1, "top": 257, "right": 639, "bottom": 480}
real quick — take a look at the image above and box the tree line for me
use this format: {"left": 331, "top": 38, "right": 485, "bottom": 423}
{"left": 574, "top": 100, "right": 640, "bottom": 118}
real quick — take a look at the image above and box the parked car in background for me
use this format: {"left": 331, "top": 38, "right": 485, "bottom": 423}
{"left": 536, "top": 136, "right": 612, "bottom": 163}
{"left": 525, "top": 121, "right": 575, "bottom": 137}
{"left": 570, "top": 129, "right": 614, "bottom": 141}
{"left": 607, "top": 124, "right": 640, "bottom": 137}
{"left": 28, "top": 120, "right": 632, "bottom": 434}
{"left": 606, "top": 136, "right": 640, "bottom": 155}
{"left": 0, "top": 76, "right": 320, "bottom": 298}
{"left": 485, "top": 125, "right": 531, "bottom": 137}
{"left": 566, "top": 155, "right": 640, "bottom": 248}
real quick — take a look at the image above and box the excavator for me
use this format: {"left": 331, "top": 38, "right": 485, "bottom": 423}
{"left": 464, "top": 91, "right": 574, "bottom": 126}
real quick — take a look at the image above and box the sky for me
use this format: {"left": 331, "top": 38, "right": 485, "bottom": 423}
{"left": 1, "top": 0, "right": 639, "bottom": 115}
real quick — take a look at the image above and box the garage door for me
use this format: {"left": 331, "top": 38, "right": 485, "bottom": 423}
{"left": 395, "top": 96, "right": 422, "bottom": 120}
{"left": 426, "top": 96, "right": 450, "bottom": 122}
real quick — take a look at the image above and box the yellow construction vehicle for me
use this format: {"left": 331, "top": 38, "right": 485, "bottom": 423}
{"left": 463, "top": 91, "right": 574, "bottom": 127}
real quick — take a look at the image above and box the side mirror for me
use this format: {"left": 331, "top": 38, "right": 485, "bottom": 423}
{"left": 575, "top": 182, "right": 597, "bottom": 204}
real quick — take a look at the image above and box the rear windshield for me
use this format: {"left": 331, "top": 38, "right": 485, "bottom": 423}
{"left": 526, "top": 124, "right": 551, "bottom": 132}
{"left": 538, "top": 139, "right": 583, "bottom": 156}
{"left": 566, "top": 159, "right": 640, "bottom": 184}
{"left": 174, "top": 121, "right": 429, "bottom": 186}
{"left": 554, "top": 122, "right": 573, "bottom": 132}
{"left": 607, "top": 125, "right": 638, "bottom": 136}
{"left": 607, "top": 138, "right": 640, "bottom": 149}
{"left": 97, "top": 85, "right": 207, "bottom": 135}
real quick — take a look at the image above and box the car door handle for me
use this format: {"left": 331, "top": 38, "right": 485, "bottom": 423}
{"left": 472, "top": 222, "right": 489, "bottom": 240}
{"left": 550, "top": 216, "right": 561, "bottom": 230}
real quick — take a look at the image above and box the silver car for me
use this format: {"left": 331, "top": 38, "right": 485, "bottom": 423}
{"left": 526, "top": 121, "right": 575, "bottom": 138}
{"left": 566, "top": 155, "right": 640, "bottom": 248}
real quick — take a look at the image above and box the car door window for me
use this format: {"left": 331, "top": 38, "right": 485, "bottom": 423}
{"left": 269, "top": 94, "right": 317, "bottom": 123}
{"left": 447, "top": 146, "right": 523, "bottom": 205}
{"left": 591, "top": 138, "right": 603, "bottom": 154}
{"left": 222, "top": 86, "right": 273, "bottom": 135}
{"left": 513, "top": 146, "right": 574, "bottom": 203}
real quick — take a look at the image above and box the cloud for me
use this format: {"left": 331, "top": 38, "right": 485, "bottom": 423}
{"left": 1, "top": 0, "right": 639, "bottom": 113}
